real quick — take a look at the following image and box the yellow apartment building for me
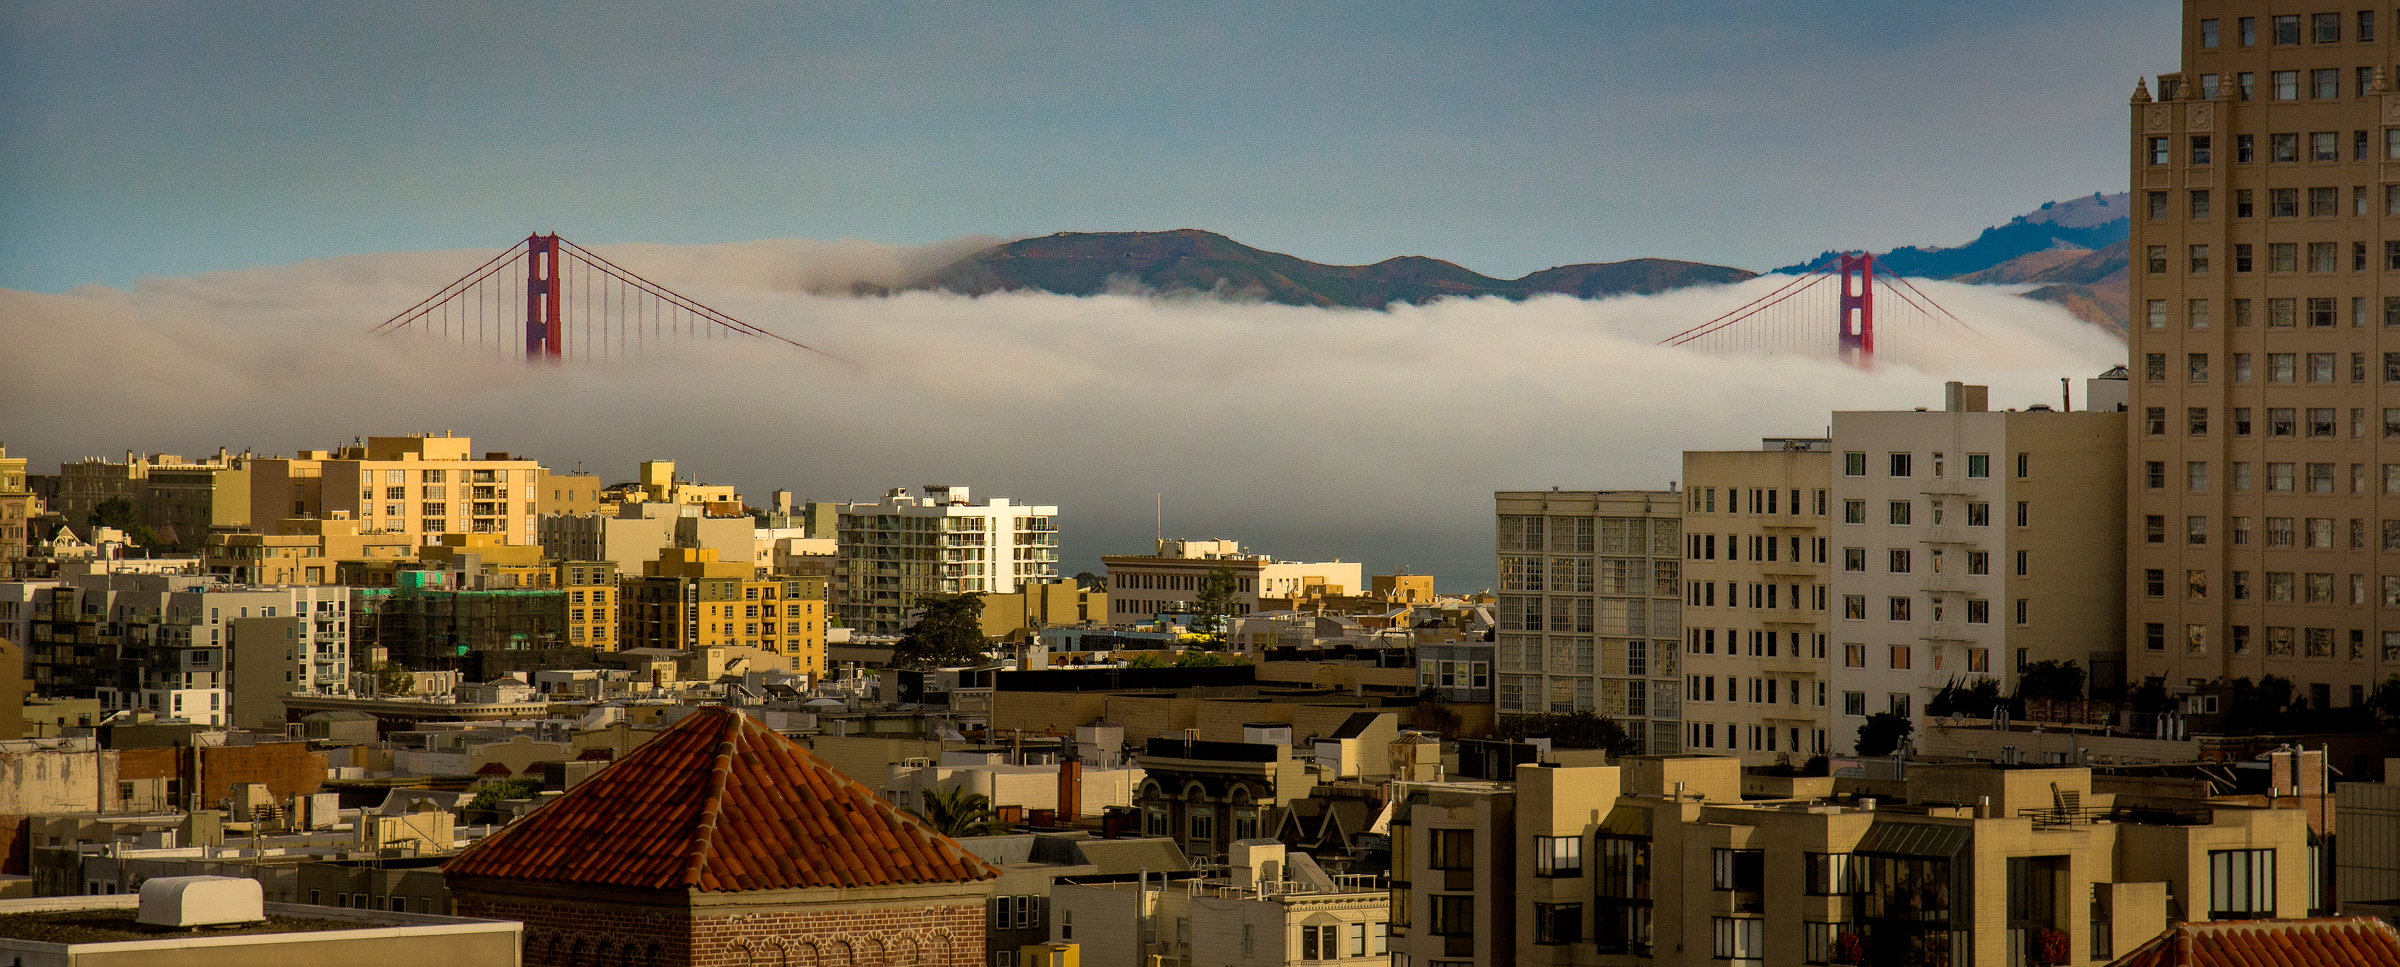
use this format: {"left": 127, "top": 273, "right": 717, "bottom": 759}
{"left": 556, "top": 560, "right": 621, "bottom": 650}
{"left": 0, "top": 445, "right": 34, "bottom": 578}
{"left": 249, "top": 433, "right": 542, "bottom": 546}
{"left": 619, "top": 548, "right": 825, "bottom": 677}
{"left": 537, "top": 468, "right": 607, "bottom": 516}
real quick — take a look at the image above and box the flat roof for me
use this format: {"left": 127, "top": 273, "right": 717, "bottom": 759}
{"left": 0, "top": 908, "right": 384, "bottom": 944}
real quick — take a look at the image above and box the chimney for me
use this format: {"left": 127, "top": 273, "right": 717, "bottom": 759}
{"left": 1057, "top": 758, "right": 1083, "bottom": 824}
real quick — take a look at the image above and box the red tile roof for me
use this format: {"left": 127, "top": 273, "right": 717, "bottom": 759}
{"left": 443, "top": 706, "right": 999, "bottom": 892}
{"left": 2108, "top": 916, "right": 2400, "bottom": 967}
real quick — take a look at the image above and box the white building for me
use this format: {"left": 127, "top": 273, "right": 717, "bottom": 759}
{"left": 1680, "top": 439, "right": 1835, "bottom": 763}
{"left": 1104, "top": 539, "right": 1365, "bottom": 627}
{"left": 1827, "top": 383, "right": 2125, "bottom": 754}
{"left": 1493, "top": 489, "right": 1685, "bottom": 755}
{"left": 833, "top": 486, "right": 1059, "bottom": 634}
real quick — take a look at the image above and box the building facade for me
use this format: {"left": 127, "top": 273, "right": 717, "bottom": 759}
{"left": 619, "top": 548, "right": 826, "bottom": 676}
{"left": 26, "top": 574, "right": 349, "bottom": 726}
{"left": 1828, "top": 387, "right": 2127, "bottom": 754}
{"left": 0, "top": 445, "right": 33, "bottom": 577}
{"left": 1681, "top": 440, "right": 1835, "bottom": 764}
{"left": 1103, "top": 539, "right": 1364, "bottom": 627}
{"left": 836, "top": 486, "right": 1060, "bottom": 634}
{"left": 250, "top": 435, "right": 541, "bottom": 546}
{"left": 2129, "top": 4, "right": 2400, "bottom": 709}
{"left": 1494, "top": 489, "right": 1685, "bottom": 755}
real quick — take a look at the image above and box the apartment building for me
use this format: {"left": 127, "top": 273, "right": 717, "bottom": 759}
{"left": 203, "top": 517, "right": 418, "bottom": 584}
{"left": 1049, "top": 839, "right": 1389, "bottom": 967}
{"left": 619, "top": 547, "right": 826, "bottom": 677}
{"left": 834, "top": 485, "right": 1060, "bottom": 634}
{"left": 0, "top": 444, "right": 33, "bottom": 577}
{"left": 1104, "top": 539, "right": 1364, "bottom": 626}
{"left": 249, "top": 434, "right": 541, "bottom": 546}
{"left": 25, "top": 574, "right": 350, "bottom": 726}
{"left": 51, "top": 449, "right": 251, "bottom": 552}
{"left": 1494, "top": 489, "right": 1685, "bottom": 755}
{"left": 1390, "top": 755, "right": 2313, "bottom": 967}
{"left": 556, "top": 560, "right": 620, "bottom": 650}
{"left": 1829, "top": 386, "right": 2126, "bottom": 753}
{"left": 1680, "top": 439, "right": 1835, "bottom": 764}
{"left": 2129, "top": 6, "right": 2400, "bottom": 710}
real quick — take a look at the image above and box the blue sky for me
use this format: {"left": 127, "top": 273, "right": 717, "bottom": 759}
{"left": 1, "top": 1, "right": 2177, "bottom": 293}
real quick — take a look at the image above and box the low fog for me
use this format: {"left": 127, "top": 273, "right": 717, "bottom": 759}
{"left": 0, "top": 239, "right": 2128, "bottom": 589}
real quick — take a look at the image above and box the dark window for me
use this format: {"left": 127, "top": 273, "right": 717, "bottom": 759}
{"left": 1534, "top": 902, "right": 1582, "bottom": 945}
{"left": 1430, "top": 894, "right": 1475, "bottom": 935}
{"left": 1429, "top": 828, "right": 1474, "bottom": 869}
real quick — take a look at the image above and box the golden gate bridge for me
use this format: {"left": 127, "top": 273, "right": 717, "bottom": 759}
{"left": 1658, "top": 253, "right": 1985, "bottom": 367}
{"left": 370, "top": 233, "right": 837, "bottom": 363}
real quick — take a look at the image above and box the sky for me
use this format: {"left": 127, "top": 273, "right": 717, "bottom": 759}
{"left": 0, "top": 1, "right": 2179, "bottom": 293}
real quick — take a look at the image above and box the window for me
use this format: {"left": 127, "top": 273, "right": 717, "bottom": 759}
{"left": 2273, "top": 71, "right": 2300, "bottom": 100}
{"left": 1888, "top": 597, "right": 1911, "bottom": 621}
{"left": 2365, "top": 9, "right": 2379, "bottom": 41}
{"left": 2314, "top": 11, "right": 2339, "bottom": 42}
{"left": 2147, "top": 137, "right": 2170, "bottom": 165}
{"left": 2201, "top": 17, "right": 2221, "bottom": 47}
{"left": 2311, "top": 244, "right": 2338, "bottom": 273}
{"left": 1843, "top": 499, "right": 1865, "bottom": 524}
{"left": 2314, "top": 68, "right": 2340, "bottom": 99}
{"left": 2209, "top": 850, "right": 2277, "bottom": 920}
{"left": 1966, "top": 453, "right": 1989, "bottom": 478}
{"left": 1967, "top": 502, "right": 1990, "bottom": 526}
{"left": 1843, "top": 547, "right": 1865, "bottom": 572}
{"left": 1429, "top": 828, "right": 1474, "bottom": 869}
{"left": 1842, "top": 596, "right": 1864, "bottom": 620}
{"left": 1889, "top": 549, "right": 1911, "bottom": 574}
{"left": 1888, "top": 501, "right": 1910, "bottom": 525}
{"left": 1714, "top": 848, "right": 1765, "bottom": 892}
{"left": 1535, "top": 835, "right": 1581, "bottom": 876}
{"left": 2147, "top": 246, "right": 2168, "bottom": 274}
{"left": 2148, "top": 190, "right": 2169, "bottom": 220}
{"left": 1888, "top": 453, "right": 1911, "bottom": 477}
{"left": 2189, "top": 353, "right": 2209, "bottom": 382}
{"left": 1300, "top": 923, "right": 1338, "bottom": 960}
{"left": 1430, "top": 894, "right": 1474, "bottom": 935}
{"left": 1595, "top": 835, "right": 1653, "bottom": 954}
{"left": 2190, "top": 461, "right": 2209, "bottom": 491}
{"left": 2312, "top": 185, "right": 2340, "bottom": 216}
{"left": 1842, "top": 451, "right": 1865, "bottom": 476}
{"left": 1535, "top": 902, "right": 1583, "bottom": 945}
{"left": 1715, "top": 917, "right": 1766, "bottom": 966}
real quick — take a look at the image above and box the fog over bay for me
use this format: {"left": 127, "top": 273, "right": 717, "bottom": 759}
{"left": 0, "top": 238, "right": 2126, "bottom": 589}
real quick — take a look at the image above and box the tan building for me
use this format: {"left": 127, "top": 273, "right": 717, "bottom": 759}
{"left": 1391, "top": 756, "right": 2313, "bottom": 967}
{"left": 1681, "top": 440, "right": 1835, "bottom": 764}
{"left": 1830, "top": 386, "right": 2127, "bottom": 753}
{"left": 1104, "top": 539, "right": 1364, "bottom": 626}
{"left": 619, "top": 548, "right": 825, "bottom": 677}
{"left": 0, "top": 444, "right": 33, "bottom": 577}
{"left": 535, "top": 467, "right": 606, "bottom": 516}
{"left": 1494, "top": 489, "right": 1686, "bottom": 755}
{"left": 49, "top": 448, "right": 248, "bottom": 552}
{"left": 981, "top": 579, "right": 1108, "bottom": 640}
{"left": 2129, "top": 5, "right": 2400, "bottom": 709}
{"left": 204, "top": 517, "right": 417, "bottom": 585}
{"left": 249, "top": 434, "right": 541, "bottom": 546}
{"left": 415, "top": 532, "right": 551, "bottom": 588}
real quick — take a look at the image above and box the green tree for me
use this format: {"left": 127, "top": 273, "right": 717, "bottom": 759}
{"left": 373, "top": 661, "right": 416, "bottom": 696}
{"left": 465, "top": 777, "right": 544, "bottom": 813}
{"left": 1124, "top": 652, "right": 1168, "bottom": 669}
{"left": 2013, "top": 660, "right": 2086, "bottom": 704}
{"left": 1412, "top": 689, "right": 1464, "bottom": 739}
{"left": 1492, "top": 709, "right": 1639, "bottom": 757}
{"left": 85, "top": 497, "right": 156, "bottom": 547}
{"left": 1191, "top": 564, "right": 1240, "bottom": 646}
{"left": 2371, "top": 675, "right": 2400, "bottom": 722}
{"left": 2126, "top": 677, "right": 2175, "bottom": 715}
{"left": 1854, "top": 711, "right": 1914, "bottom": 756}
{"left": 907, "top": 785, "right": 1008, "bottom": 838}
{"left": 1072, "top": 571, "right": 1108, "bottom": 591}
{"left": 1927, "top": 676, "right": 2004, "bottom": 718}
{"left": 890, "top": 594, "right": 989, "bottom": 668}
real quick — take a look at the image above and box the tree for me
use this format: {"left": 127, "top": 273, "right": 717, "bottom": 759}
{"left": 1174, "top": 649, "right": 1241, "bottom": 668}
{"left": 1072, "top": 571, "right": 1107, "bottom": 591}
{"left": 373, "top": 660, "right": 416, "bottom": 696}
{"left": 85, "top": 497, "right": 155, "bottom": 547}
{"left": 1190, "top": 564, "right": 1241, "bottom": 646}
{"left": 2371, "top": 675, "right": 2400, "bottom": 723}
{"left": 2013, "top": 660, "right": 2086, "bottom": 704}
{"left": 1124, "top": 653, "right": 1168, "bottom": 669}
{"left": 2127, "top": 677, "right": 2175, "bottom": 715}
{"left": 1493, "top": 709, "right": 1640, "bottom": 757}
{"left": 1854, "top": 712, "right": 1914, "bottom": 756}
{"left": 466, "top": 776, "right": 544, "bottom": 812}
{"left": 1412, "top": 689, "right": 1464, "bottom": 739}
{"left": 890, "top": 594, "right": 989, "bottom": 667}
{"left": 1927, "top": 676, "right": 2003, "bottom": 718}
{"left": 908, "top": 785, "right": 1008, "bottom": 838}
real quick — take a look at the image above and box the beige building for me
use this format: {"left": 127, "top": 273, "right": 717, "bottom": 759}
{"left": 1494, "top": 489, "right": 1685, "bottom": 755}
{"left": 535, "top": 467, "right": 606, "bottom": 516}
{"left": 1829, "top": 385, "right": 2127, "bottom": 753}
{"left": 1103, "top": 539, "right": 1364, "bottom": 627}
{"left": 0, "top": 445, "right": 33, "bottom": 577}
{"left": 1391, "top": 755, "right": 2313, "bottom": 967}
{"left": 1051, "top": 840, "right": 1388, "bottom": 967}
{"left": 1681, "top": 440, "right": 1835, "bottom": 764}
{"left": 50, "top": 449, "right": 249, "bottom": 552}
{"left": 249, "top": 434, "right": 541, "bottom": 546}
{"left": 2129, "top": 5, "right": 2400, "bottom": 708}
{"left": 204, "top": 517, "right": 417, "bottom": 585}
{"left": 834, "top": 485, "right": 1060, "bottom": 634}
{"left": 618, "top": 548, "right": 825, "bottom": 677}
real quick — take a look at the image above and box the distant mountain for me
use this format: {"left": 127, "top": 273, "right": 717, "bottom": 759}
{"left": 907, "top": 229, "right": 1756, "bottom": 308}
{"left": 1778, "top": 192, "right": 2129, "bottom": 278}
{"left": 2023, "top": 284, "right": 2127, "bottom": 336}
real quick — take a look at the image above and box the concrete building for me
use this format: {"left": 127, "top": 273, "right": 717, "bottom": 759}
{"left": 26, "top": 575, "right": 350, "bottom": 726}
{"left": 51, "top": 449, "right": 250, "bottom": 553}
{"left": 0, "top": 444, "right": 40, "bottom": 577}
{"left": 537, "top": 500, "right": 754, "bottom": 574}
{"left": 2128, "top": 5, "right": 2400, "bottom": 709}
{"left": 980, "top": 580, "right": 1109, "bottom": 642}
{"left": 1050, "top": 839, "right": 1388, "bottom": 967}
{"left": 1494, "top": 489, "right": 1686, "bottom": 755}
{"left": 0, "top": 884, "right": 519, "bottom": 967}
{"left": 835, "top": 485, "right": 1061, "bottom": 634}
{"left": 1828, "top": 385, "right": 2127, "bottom": 753}
{"left": 1681, "top": 439, "right": 1836, "bottom": 764}
{"left": 556, "top": 559, "right": 620, "bottom": 650}
{"left": 2339, "top": 757, "right": 2400, "bottom": 910}
{"left": 535, "top": 467, "right": 605, "bottom": 516}
{"left": 1102, "top": 539, "right": 1364, "bottom": 628}
{"left": 1390, "top": 756, "right": 2315, "bottom": 967}
{"left": 248, "top": 434, "right": 540, "bottom": 546}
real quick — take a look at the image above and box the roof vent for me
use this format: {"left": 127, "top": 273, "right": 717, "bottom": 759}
{"left": 138, "top": 875, "right": 265, "bottom": 927}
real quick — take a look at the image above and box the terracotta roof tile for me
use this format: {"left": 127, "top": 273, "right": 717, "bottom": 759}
{"left": 443, "top": 706, "right": 999, "bottom": 892}
{"left": 2108, "top": 917, "right": 2400, "bottom": 967}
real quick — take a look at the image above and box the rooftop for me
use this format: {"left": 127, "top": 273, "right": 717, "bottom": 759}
{"left": 0, "top": 908, "right": 363, "bottom": 944}
{"left": 2106, "top": 916, "right": 2400, "bottom": 967}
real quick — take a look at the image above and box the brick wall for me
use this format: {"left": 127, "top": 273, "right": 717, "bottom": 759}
{"left": 453, "top": 886, "right": 988, "bottom": 967}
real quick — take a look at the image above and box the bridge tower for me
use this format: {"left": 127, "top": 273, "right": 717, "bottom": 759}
{"left": 524, "top": 233, "right": 564, "bottom": 360}
{"left": 1837, "top": 252, "right": 1875, "bottom": 368}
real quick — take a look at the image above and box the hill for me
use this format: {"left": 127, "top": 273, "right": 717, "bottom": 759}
{"left": 909, "top": 230, "right": 1756, "bottom": 308}
{"left": 1778, "top": 192, "right": 2129, "bottom": 278}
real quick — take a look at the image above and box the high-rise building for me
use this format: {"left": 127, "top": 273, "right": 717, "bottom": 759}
{"left": 249, "top": 434, "right": 541, "bottom": 546}
{"left": 0, "top": 444, "right": 34, "bottom": 577}
{"left": 1828, "top": 385, "right": 2125, "bottom": 753}
{"left": 833, "top": 485, "right": 1059, "bottom": 634}
{"left": 1680, "top": 439, "right": 1835, "bottom": 764}
{"left": 1493, "top": 489, "right": 1685, "bottom": 755}
{"left": 2129, "top": 7, "right": 2400, "bottom": 706}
